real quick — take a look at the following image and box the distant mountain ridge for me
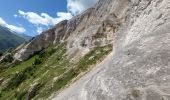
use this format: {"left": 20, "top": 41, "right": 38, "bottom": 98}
{"left": 0, "top": 25, "right": 31, "bottom": 52}
{"left": 14, "top": 33, "right": 32, "bottom": 41}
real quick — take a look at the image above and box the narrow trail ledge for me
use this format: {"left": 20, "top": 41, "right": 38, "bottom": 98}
{"left": 52, "top": 52, "right": 114, "bottom": 100}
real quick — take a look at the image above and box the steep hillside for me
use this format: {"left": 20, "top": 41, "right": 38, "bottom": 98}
{"left": 53, "top": 0, "right": 170, "bottom": 100}
{"left": 1, "top": 0, "right": 170, "bottom": 100}
{"left": 0, "top": 25, "right": 28, "bottom": 52}
{"left": 0, "top": 8, "right": 114, "bottom": 99}
{"left": 0, "top": 42, "right": 112, "bottom": 99}
{"left": 0, "top": 0, "right": 115, "bottom": 98}
{"left": 13, "top": 1, "right": 119, "bottom": 61}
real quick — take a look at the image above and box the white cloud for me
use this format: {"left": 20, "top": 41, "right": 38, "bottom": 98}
{"left": 18, "top": 10, "right": 51, "bottom": 26}
{"left": 0, "top": 17, "right": 26, "bottom": 33}
{"left": 56, "top": 12, "right": 73, "bottom": 23}
{"left": 17, "top": 10, "right": 73, "bottom": 34}
{"left": 0, "top": 17, "right": 8, "bottom": 26}
{"left": 15, "top": 0, "right": 98, "bottom": 34}
{"left": 18, "top": 10, "right": 73, "bottom": 26}
{"left": 7, "top": 25, "right": 26, "bottom": 33}
{"left": 14, "top": 14, "right": 17, "bottom": 17}
{"left": 36, "top": 27, "right": 43, "bottom": 34}
{"left": 67, "top": 0, "right": 98, "bottom": 15}
{"left": 17, "top": 0, "right": 98, "bottom": 26}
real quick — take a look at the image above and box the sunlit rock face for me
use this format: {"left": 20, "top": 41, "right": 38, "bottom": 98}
{"left": 13, "top": 0, "right": 118, "bottom": 61}
{"left": 13, "top": 0, "right": 170, "bottom": 99}
{"left": 14, "top": 20, "right": 68, "bottom": 61}
{"left": 52, "top": 0, "right": 170, "bottom": 100}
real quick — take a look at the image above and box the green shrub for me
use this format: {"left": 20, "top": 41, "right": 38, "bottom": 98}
{"left": 4, "top": 65, "right": 36, "bottom": 91}
{"left": 33, "top": 58, "right": 42, "bottom": 65}
{"left": 77, "top": 44, "right": 112, "bottom": 71}
{"left": 54, "top": 68, "right": 77, "bottom": 91}
{"left": 48, "top": 48, "right": 56, "bottom": 55}
{"left": 16, "top": 91, "right": 27, "bottom": 100}
{"left": 5, "top": 72, "right": 27, "bottom": 90}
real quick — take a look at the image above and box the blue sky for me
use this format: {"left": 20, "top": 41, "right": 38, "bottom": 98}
{"left": 0, "top": 0, "right": 98, "bottom": 36}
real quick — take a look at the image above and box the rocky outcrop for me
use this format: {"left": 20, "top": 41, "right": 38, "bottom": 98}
{"left": 13, "top": 0, "right": 120, "bottom": 61}
{"left": 52, "top": 0, "right": 170, "bottom": 100}
{"left": 12, "top": 0, "right": 170, "bottom": 99}
{"left": 14, "top": 20, "right": 68, "bottom": 61}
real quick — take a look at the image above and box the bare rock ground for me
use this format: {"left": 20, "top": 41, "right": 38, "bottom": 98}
{"left": 52, "top": 0, "right": 170, "bottom": 100}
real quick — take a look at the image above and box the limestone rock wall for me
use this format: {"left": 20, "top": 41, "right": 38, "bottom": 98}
{"left": 13, "top": 0, "right": 170, "bottom": 99}
{"left": 53, "top": 0, "right": 170, "bottom": 100}
{"left": 13, "top": 0, "right": 120, "bottom": 61}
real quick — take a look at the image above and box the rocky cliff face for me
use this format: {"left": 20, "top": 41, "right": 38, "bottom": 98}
{"left": 52, "top": 0, "right": 170, "bottom": 100}
{"left": 12, "top": 0, "right": 170, "bottom": 100}
{"left": 14, "top": 0, "right": 120, "bottom": 61}
{"left": 14, "top": 20, "right": 68, "bottom": 61}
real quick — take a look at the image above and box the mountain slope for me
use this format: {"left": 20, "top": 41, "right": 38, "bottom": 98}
{"left": 53, "top": 0, "right": 170, "bottom": 100}
{"left": 0, "top": 25, "right": 27, "bottom": 52}
{"left": 1, "top": 0, "right": 170, "bottom": 100}
{"left": 0, "top": 43, "right": 112, "bottom": 99}
{"left": 16, "top": 33, "right": 32, "bottom": 41}
{"left": 0, "top": 0, "right": 115, "bottom": 98}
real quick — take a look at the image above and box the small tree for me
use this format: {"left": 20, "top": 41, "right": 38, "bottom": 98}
{"left": 33, "top": 58, "right": 42, "bottom": 65}
{"left": 48, "top": 48, "right": 56, "bottom": 55}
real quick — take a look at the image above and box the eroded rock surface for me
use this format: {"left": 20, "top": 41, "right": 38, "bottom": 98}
{"left": 13, "top": 1, "right": 118, "bottom": 61}
{"left": 12, "top": 0, "right": 170, "bottom": 99}
{"left": 52, "top": 0, "right": 170, "bottom": 100}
